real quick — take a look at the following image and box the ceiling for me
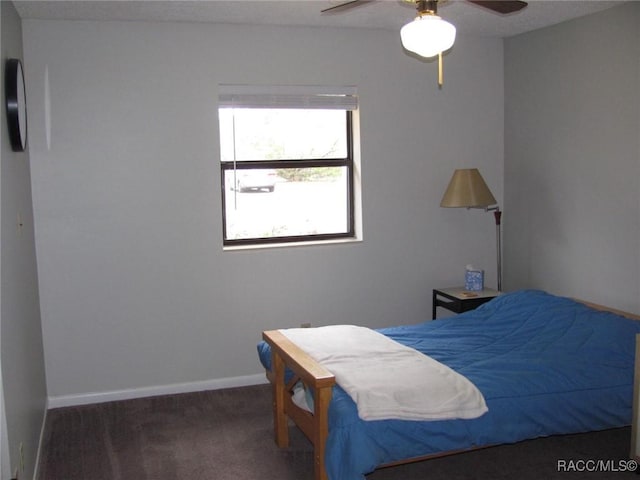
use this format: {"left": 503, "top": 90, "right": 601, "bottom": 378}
{"left": 13, "top": 0, "right": 625, "bottom": 38}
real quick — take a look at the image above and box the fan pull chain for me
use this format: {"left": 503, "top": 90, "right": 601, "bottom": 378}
{"left": 438, "top": 51, "right": 443, "bottom": 87}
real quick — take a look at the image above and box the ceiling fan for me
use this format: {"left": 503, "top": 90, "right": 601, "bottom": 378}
{"left": 322, "top": 0, "right": 528, "bottom": 16}
{"left": 322, "top": 0, "right": 528, "bottom": 86}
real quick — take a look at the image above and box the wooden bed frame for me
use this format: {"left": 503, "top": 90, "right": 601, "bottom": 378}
{"left": 262, "top": 299, "right": 640, "bottom": 480}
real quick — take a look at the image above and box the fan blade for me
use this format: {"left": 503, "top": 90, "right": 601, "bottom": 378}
{"left": 467, "top": 1, "right": 527, "bottom": 14}
{"left": 321, "top": 0, "right": 371, "bottom": 14}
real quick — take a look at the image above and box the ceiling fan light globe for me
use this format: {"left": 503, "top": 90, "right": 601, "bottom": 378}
{"left": 400, "top": 15, "right": 456, "bottom": 58}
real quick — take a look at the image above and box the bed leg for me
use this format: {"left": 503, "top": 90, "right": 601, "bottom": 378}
{"left": 313, "top": 386, "right": 332, "bottom": 480}
{"left": 272, "top": 351, "right": 289, "bottom": 448}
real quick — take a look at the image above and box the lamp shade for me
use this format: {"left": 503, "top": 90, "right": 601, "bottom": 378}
{"left": 400, "top": 15, "right": 456, "bottom": 58}
{"left": 440, "top": 168, "right": 497, "bottom": 208}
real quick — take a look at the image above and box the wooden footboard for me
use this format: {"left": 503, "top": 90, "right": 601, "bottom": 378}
{"left": 262, "top": 330, "right": 335, "bottom": 480}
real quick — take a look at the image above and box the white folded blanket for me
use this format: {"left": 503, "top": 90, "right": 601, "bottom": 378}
{"left": 281, "top": 325, "right": 488, "bottom": 421}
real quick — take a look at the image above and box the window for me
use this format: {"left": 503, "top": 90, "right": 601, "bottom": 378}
{"left": 218, "top": 85, "right": 358, "bottom": 247}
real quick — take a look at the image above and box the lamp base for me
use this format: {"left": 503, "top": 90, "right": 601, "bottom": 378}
{"left": 493, "top": 208, "right": 502, "bottom": 291}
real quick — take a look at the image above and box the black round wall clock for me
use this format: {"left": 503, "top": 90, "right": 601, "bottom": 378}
{"left": 5, "top": 58, "right": 27, "bottom": 152}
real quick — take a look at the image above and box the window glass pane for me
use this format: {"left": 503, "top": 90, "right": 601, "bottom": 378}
{"left": 224, "top": 166, "right": 349, "bottom": 241}
{"left": 219, "top": 109, "right": 347, "bottom": 162}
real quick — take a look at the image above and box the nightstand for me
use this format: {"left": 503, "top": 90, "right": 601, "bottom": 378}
{"left": 432, "top": 287, "right": 500, "bottom": 319}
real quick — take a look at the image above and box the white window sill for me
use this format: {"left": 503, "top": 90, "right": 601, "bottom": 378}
{"left": 223, "top": 236, "right": 363, "bottom": 252}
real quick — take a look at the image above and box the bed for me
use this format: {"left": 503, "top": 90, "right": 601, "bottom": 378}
{"left": 257, "top": 290, "right": 640, "bottom": 480}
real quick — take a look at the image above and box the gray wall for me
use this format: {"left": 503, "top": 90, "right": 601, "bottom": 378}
{"left": 22, "top": 19, "right": 504, "bottom": 402}
{"left": 1, "top": 2, "right": 47, "bottom": 479}
{"left": 504, "top": 2, "right": 640, "bottom": 312}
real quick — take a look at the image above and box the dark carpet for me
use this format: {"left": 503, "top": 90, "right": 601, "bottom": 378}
{"left": 38, "top": 384, "right": 637, "bottom": 479}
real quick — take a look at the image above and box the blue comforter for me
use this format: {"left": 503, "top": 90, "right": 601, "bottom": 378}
{"left": 257, "top": 290, "right": 640, "bottom": 480}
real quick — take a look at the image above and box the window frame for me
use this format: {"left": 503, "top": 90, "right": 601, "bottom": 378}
{"left": 220, "top": 110, "right": 355, "bottom": 247}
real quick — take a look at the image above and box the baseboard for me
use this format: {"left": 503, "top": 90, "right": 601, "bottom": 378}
{"left": 32, "top": 407, "right": 48, "bottom": 480}
{"left": 47, "top": 373, "right": 268, "bottom": 409}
